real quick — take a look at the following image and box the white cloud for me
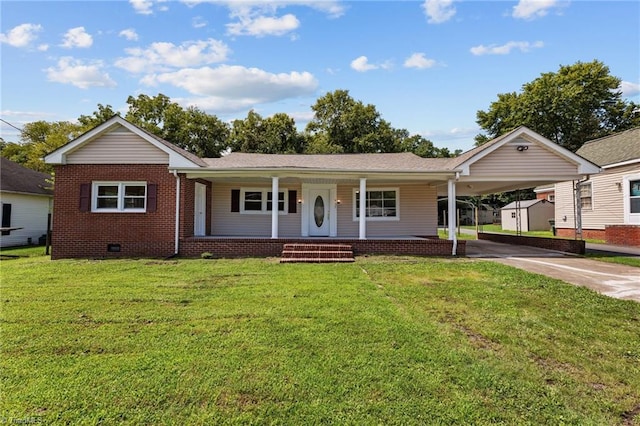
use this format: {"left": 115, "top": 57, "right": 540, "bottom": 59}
{"left": 61, "top": 27, "right": 93, "bottom": 48}
{"left": 0, "top": 23, "right": 43, "bottom": 48}
{"left": 621, "top": 81, "right": 640, "bottom": 98}
{"left": 183, "top": 1, "right": 345, "bottom": 18}
{"left": 119, "top": 28, "right": 139, "bottom": 41}
{"left": 115, "top": 39, "right": 230, "bottom": 73}
{"left": 130, "top": 0, "right": 153, "bottom": 14}
{"left": 227, "top": 13, "right": 300, "bottom": 37}
{"left": 404, "top": 53, "right": 436, "bottom": 69}
{"left": 512, "top": 0, "right": 561, "bottom": 20}
{"left": 46, "top": 57, "right": 117, "bottom": 89}
{"left": 141, "top": 65, "right": 318, "bottom": 112}
{"left": 470, "top": 40, "right": 544, "bottom": 56}
{"left": 422, "top": 0, "right": 456, "bottom": 24}
{"left": 192, "top": 16, "right": 208, "bottom": 28}
{"left": 37, "top": 44, "right": 49, "bottom": 51}
{"left": 350, "top": 56, "right": 391, "bottom": 72}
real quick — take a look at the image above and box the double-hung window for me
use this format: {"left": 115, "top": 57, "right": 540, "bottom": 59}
{"left": 240, "top": 188, "right": 288, "bottom": 214}
{"left": 630, "top": 179, "right": 640, "bottom": 214}
{"left": 92, "top": 182, "right": 147, "bottom": 212}
{"left": 353, "top": 188, "right": 399, "bottom": 221}
{"left": 578, "top": 182, "right": 593, "bottom": 210}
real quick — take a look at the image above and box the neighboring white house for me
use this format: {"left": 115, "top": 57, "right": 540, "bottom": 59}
{"left": 554, "top": 127, "right": 640, "bottom": 245}
{"left": 501, "top": 199, "right": 555, "bottom": 232}
{"left": 0, "top": 158, "right": 53, "bottom": 248}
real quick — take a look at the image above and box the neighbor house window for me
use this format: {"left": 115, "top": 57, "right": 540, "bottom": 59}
{"left": 92, "top": 182, "right": 146, "bottom": 212}
{"left": 579, "top": 182, "right": 593, "bottom": 210}
{"left": 240, "top": 188, "right": 288, "bottom": 214}
{"left": 353, "top": 188, "right": 399, "bottom": 221}
{"left": 547, "top": 194, "right": 555, "bottom": 202}
{"left": 630, "top": 179, "right": 640, "bottom": 214}
{"left": 511, "top": 212, "right": 516, "bottom": 218}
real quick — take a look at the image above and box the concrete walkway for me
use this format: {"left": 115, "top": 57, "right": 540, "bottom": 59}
{"left": 466, "top": 239, "right": 640, "bottom": 302}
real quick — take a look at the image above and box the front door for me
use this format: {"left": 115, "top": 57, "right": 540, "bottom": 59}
{"left": 308, "top": 189, "right": 330, "bottom": 236}
{"left": 194, "top": 182, "right": 206, "bottom": 236}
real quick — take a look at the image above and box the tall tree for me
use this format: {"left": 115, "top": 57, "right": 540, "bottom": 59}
{"left": 305, "top": 90, "right": 385, "bottom": 153}
{"left": 77, "top": 104, "right": 120, "bottom": 131}
{"left": 125, "top": 93, "right": 229, "bottom": 157}
{"left": 229, "top": 110, "right": 305, "bottom": 154}
{"left": 6, "top": 121, "right": 82, "bottom": 172}
{"left": 476, "top": 60, "right": 640, "bottom": 151}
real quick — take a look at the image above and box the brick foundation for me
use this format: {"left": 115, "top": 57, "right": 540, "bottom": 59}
{"left": 180, "top": 237, "right": 465, "bottom": 258}
{"left": 605, "top": 225, "right": 640, "bottom": 247}
{"left": 478, "top": 233, "right": 585, "bottom": 254}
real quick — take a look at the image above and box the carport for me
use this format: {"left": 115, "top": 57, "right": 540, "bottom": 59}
{"left": 437, "top": 126, "right": 601, "bottom": 252}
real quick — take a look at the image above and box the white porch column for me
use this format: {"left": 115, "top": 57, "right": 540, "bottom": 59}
{"left": 271, "top": 176, "right": 279, "bottom": 239}
{"left": 447, "top": 178, "right": 458, "bottom": 255}
{"left": 359, "top": 178, "right": 367, "bottom": 240}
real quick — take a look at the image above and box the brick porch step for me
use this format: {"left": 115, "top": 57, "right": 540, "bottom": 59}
{"left": 280, "top": 243, "right": 355, "bottom": 263}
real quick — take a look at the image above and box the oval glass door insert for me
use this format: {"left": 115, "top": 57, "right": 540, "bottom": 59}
{"left": 314, "top": 196, "right": 325, "bottom": 227}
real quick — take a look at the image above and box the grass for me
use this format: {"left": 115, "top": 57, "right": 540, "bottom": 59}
{"left": 467, "top": 224, "right": 607, "bottom": 244}
{"left": 2, "top": 249, "right": 640, "bottom": 425}
{"left": 584, "top": 253, "right": 640, "bottom": 268}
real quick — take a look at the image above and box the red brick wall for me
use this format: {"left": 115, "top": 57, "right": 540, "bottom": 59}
{"left": 51, "top": 164, "right": 177, "bottom": 259}
{"left": 180, "top": 237, "right": 465, "bottom": 258}
{"left": 478, "top": 232, "right": 585, "bottom": 254}
{"left": 605, "top": 225, "right": 640, "bottom": 247}
{"left": 555, "top": 228, "right": 606, "bottom": 241}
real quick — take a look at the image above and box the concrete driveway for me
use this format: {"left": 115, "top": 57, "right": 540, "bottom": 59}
{"left": 466, "top": 240, "right": 640, "bottom": 302}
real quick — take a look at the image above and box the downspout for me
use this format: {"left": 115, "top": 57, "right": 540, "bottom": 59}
{"left": 173, "top": 170, "right": 180, "bottom": 255}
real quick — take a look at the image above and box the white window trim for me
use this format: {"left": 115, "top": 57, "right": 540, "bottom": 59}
{"left": 92, "top": 181, "right": 147, "bottom": 213}
{"left": 352, "top": 187, "right": 400, "bottom": 222}
{"left": 624, "top": 174, "right": 640, "bottom": 224}
{"left": 240, "top": 187, "right": 289, "bottom": 215}
{"left": 579, "top": 181, "right": 593, "bottom": 211}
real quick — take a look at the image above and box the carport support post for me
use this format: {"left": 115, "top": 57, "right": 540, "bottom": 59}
{"left": 447, "top": 179, "right": 457, "bottom": 255}
{"left": 271, "top": 176, "right": 279, "bottom": 239}
{"left": 359, "top": 178, "right": 367, "bottom": 240}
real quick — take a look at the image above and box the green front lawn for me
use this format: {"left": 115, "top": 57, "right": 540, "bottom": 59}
{"left": 2, "top": 250, "right": 639, "bottom": 425}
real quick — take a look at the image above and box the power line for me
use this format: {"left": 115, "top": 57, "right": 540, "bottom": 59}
{"left": 0, "top": 118, "right": 24, "bottom": 133}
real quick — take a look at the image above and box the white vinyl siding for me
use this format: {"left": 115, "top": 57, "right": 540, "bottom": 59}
{"left": 337, "top": 183, "right": 437, "bottom": 237}
{"left": 67, "top": 126, "right": 170, "bottom": 164}
{"left": 470, "top": 139, "right": 579, "bottom": 177}
{"left": 555, "top": 164, "right": 635, "bottom": 230}
{"left": 0, "top": 193, "right": 51, "bottom": 248}
{"left": 211, "top": 183, "right": 301, "bottom": 237}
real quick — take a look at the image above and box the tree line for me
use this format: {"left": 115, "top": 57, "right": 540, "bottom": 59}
{"left": 2, "top": 60, "right": 638, "bottom": 174}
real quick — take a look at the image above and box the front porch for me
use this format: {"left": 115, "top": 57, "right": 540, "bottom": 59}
{"left": 180, "top": 236, "right": 465, "bottom": 258}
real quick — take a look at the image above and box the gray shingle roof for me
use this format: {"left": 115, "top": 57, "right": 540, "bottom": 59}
{"left": 1, "top": 158, "right": 53, "bottom": 196}
{"left": 203, "top": 152, "right": 453, "bottom": 172}
{"left": 576, "top": 127, "right": 640, "bottom": 167}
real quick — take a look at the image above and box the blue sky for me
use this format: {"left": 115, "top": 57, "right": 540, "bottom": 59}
{"left": 1, "top": 0, "right": 639, "bottom": 152}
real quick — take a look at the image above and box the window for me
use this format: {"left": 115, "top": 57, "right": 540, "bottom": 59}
{"left": 579, "top": 182, "right": 592, "bottom": 210}
{"left": 630, "top": 179, "right": 640, "bottom": 214}
{"left": 547, "top": 194, "right": 555, "bottom": 202}
{"left": 240, "top": 188, "right": 288, "bottom": 214}
{"left": 353, "top": 188, "right": 399, "bottom": 221}
{"left": 92, "top": 182, "right": 146, "bottom": 212}
{"left": 511, "top": 212, "right": 516, "bottom": 219}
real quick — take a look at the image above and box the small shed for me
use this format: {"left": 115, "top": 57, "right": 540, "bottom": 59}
{"left": 501, "top": 199, "right": 554, "bottom": 232}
